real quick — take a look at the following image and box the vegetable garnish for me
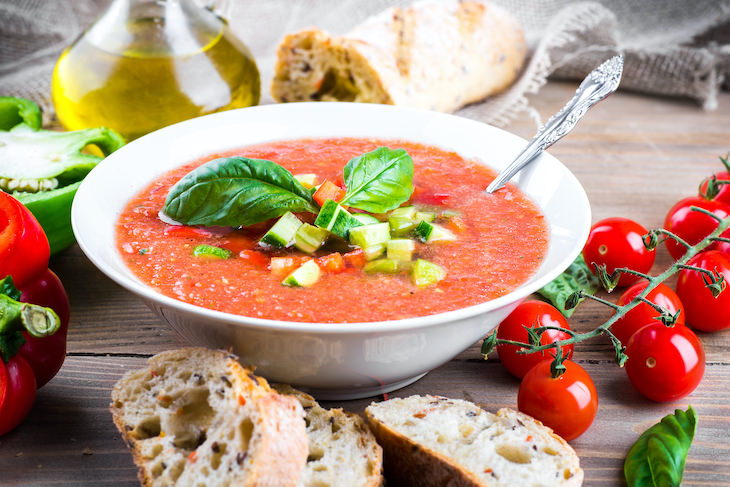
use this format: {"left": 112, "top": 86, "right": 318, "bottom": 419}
{"left": 162, "top": 156, "right": 318, "bottom": 227}
{"left": 0, "top": 96, "right": 125, "bottom": 255}
{"left": 339, "top": 147, "right": 414, "bottom": 213}
{"left": 162, "top": 146, "right": 450, "bottom": 289}
{"left": 624, "top": 406, "right": 697, "bottom": 487}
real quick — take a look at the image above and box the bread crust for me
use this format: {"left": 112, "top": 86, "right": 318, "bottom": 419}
{"left": 110, "top": 348, "right": 308, "bottom": 487}
{"left": 365, "top": 395, "right": 583, "bottom": 487}
{"left": 271, "top": 0, "right": 526, "bottom": 112}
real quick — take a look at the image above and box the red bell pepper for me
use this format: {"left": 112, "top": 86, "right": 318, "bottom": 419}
{"left": 18, "top": 269, "right": 70, "bottom": 387}
{"left": 0, "top": 276, "right": 61, "bottom": 436}
{"left": 0, "top": 192, "right": 70, "bottom": 435}
{"left": 0, "top": 190, "right": 50, "bottom": 287}
{"left": 0, "top": 354, "right": 36, "bottom": 436}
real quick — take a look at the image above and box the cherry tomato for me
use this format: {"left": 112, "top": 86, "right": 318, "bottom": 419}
{"left": 624, "top": 323, "right": 704, "bottom": 402}
{"left": 699, "top": 170, "right": 730, "bottom": 206}
{"left": 496, "top": 301, "right": 573, "bottom": 379}
{"left": 0, "top": 192, "right": 50, "bottom": 288}
{"left": 583, "top": 217, "right": 654, "bottom": 287}
{"left": 18, "top": 269, "right": 70, "bottom": 387}
{"left": 664, "top": 197, "right": 730, "bottom": 259}
{"left": 517, "top": 360, "right": 598, "bottom": 441}
{"left": 611, "top": 282, "right": 685, "bottom": 344}
{"left": 676, "top": 250, "right": 730, "bottom": 332}
{"left": 0, "top": 354, "right": 37, "bottom": 436}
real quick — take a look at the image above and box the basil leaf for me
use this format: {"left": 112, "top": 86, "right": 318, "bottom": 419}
{"left": 624, "top": 406, "right": 697, "bottom": 487}
{"left": 340, "top": 147, "right": 414, "bottom": 213}
{"left": 163, "top": 157, "right": 318, "bottom": 227}
{"left": 536, "top": 253, "right": 600, "bottom": 317}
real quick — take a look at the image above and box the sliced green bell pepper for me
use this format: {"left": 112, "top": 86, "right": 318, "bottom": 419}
{"left": 0, "top": 97, "right": 125, "bottom": 255}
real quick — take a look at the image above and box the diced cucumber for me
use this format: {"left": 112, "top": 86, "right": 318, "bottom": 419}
{"left": 414, "top": 221, "right": 456, "bottom": 243}
{"left": 363, "top": 258, "right": 403, "bottom": 274}
{"left": 363, "top": 244, "right": 385, "bottom": 261}
{"left": 388, "top": 216, "right": 417, "bottom": 237}
{"left": 352, "top": 213, "right": 381, "bottom": 225}
{"left": 410, "top": 259, "right": 447, "bottom": 287}
{"left": 314, "top": 199, "right": 363, "bottom": 239}
{"left": 294, "top": 223, "right": 330, "bottom": 254}
{"left": 349, "top": 223, "right": 390, "bottom": 249}
{"left": 192, "top": 244, "right": 232, "bottom": 259}
{"left": 415, "top": 211, "right": 435, "bottom": 223}
{"left": 294, "top": 173, "right": 318, "bottom": 188}
{"left": 387, "top": 239, "right": 416, "bottom": 261}
{"left": 260, "top": 212, "right": 303, "bottom": 247}
{"left": 389, "top": 206, "right": 417, "bottom": 219}
{"left": 282, "top": 260, "right": 321, "bottom": 287}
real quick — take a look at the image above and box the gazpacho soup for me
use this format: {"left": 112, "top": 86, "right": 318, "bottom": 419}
{"left": 117, "top": 138, "right": 548, "bottom": 323}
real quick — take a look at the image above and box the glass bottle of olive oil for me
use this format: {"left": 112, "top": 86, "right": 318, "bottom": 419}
{"left": 51, "top": 0, "right": 260, "bottom": 141}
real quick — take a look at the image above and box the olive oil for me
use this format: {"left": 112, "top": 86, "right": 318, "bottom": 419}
{"left": 51, "top": 0, "right": 260, "bottom": 141}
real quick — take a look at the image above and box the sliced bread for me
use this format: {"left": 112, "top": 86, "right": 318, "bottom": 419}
{"left": 365, "top": 395, "right": 583, "bottom": 487}
{"left": 270, "top": 0, "right": 526, "bottom": 113}
{"left": 273, "top": 384, "right": 384, "bottom": 487}
{"left": 110, "top": 348, "right": 308, "bottom": 487}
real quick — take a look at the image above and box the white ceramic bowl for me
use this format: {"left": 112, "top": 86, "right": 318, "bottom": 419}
{"left": 72, "top": 102, "right": 590, "bottom": 400}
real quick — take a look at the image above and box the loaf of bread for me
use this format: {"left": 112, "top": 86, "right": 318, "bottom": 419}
{"left": 270, "top": 0, "right": 526, "bottom": 112}
{"left": 110, "top": 348, "right": 308, "bottom": 487}
{"left": 273, "top": 384, "right": 384, "bottom": 487}
{"left": 365, "top": 395, "right": 583, "bottom": 487}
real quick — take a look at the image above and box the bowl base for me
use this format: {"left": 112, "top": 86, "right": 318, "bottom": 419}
{"left": 299, "top": 372, "right": 429, "bottom": 401}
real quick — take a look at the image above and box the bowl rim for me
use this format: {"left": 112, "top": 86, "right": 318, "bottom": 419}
{"left": 72, "top": 102, "right": 591, "bottom": 335}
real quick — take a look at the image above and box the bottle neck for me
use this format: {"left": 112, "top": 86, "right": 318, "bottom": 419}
{"left": 86, "top": 0, "right": 223, "bottom": 56}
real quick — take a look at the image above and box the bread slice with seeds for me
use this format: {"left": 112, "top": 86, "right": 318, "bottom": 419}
{"left": 273, "top": 384, "right": 383, "bottom": 487}
{"left": 110, "top": 348, "right": 308, "bottom": 487}
{"left": 365, "top": 395, "right": 583, "bottom": 487}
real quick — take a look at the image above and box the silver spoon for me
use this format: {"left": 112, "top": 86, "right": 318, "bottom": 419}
{"left": 486, "top": 54, "right": 624, "bottom": 193}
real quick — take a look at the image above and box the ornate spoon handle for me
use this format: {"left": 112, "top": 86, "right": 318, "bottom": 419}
{"left": 486, "top": 55, "right": 624, "bottom": 193}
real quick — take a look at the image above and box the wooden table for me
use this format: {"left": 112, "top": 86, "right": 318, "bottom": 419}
{"left": 1, "top": 82, "right": 729, "bottom": 486}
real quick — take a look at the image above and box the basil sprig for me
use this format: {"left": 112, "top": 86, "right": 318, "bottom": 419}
{"left": 340, "top": 147, "right": 414, "bottom": 213}
{"left": 537, "top": 253, "right": 600, "bottom": 317}
{"left": 624, "top": 406, "right": 697, "bottom": 487}
{"left": 162, "top": 156, "right": 318, "bottom": 227}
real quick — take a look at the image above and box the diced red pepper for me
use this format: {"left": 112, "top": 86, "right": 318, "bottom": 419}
{"left": 316, "top": 253, "right": 345, "bottom": 274}
{"left": 313, "top": 180, "right": 346, "bottom": 207}
{"left": 239, "top": 250, "right": 270, "bottom": 269}
{"left": 343, "top": 249, "right": 367, "bottom": 269}
{"left": 163, "top": 225, "right": 213, "bottom": 239}
{"left": 334, "top": 174, "right": 347, "bottom": 192}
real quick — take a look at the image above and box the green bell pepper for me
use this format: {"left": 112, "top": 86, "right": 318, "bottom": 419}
{"left": 0, "top": 96, "right": 125, "bottom": 255}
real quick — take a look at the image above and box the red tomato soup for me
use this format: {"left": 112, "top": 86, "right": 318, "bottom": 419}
{"left": 116, "top": 138, "right": 548, "bottom": 322}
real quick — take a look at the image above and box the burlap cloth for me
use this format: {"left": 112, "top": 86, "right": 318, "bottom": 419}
{"left": 1, "top": 0, "right": 729, "bottom": 127}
